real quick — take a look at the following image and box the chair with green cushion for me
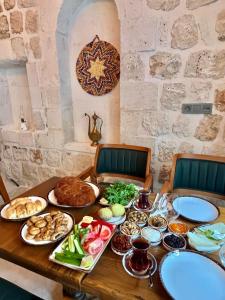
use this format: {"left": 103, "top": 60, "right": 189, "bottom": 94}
{"left": 77, "top": 143, "right": 153, "bottom": 191}
{"left": 161, "top": 153, "right": 225, "bottom": 200}
{"left": 0, "top": 277, "right": 42, "bottom": 300}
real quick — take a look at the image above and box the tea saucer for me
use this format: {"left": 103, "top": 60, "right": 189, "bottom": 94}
{"left": 133, "top": 200, "right": 154, "bottom": 213}
{"left": 122, "top": 249, "right": 157, "bottom": 279}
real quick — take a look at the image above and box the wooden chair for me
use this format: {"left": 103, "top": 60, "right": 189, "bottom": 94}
{"left": 161, "top": 153, "right": 225, "bottom": 200}
{"left": 0, "top": 176, "right": 10, "bottom": 203}
{"left": 77, "top": 144, "right": 153, "bottom": 191}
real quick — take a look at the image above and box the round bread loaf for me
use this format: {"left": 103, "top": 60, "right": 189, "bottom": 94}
{"left": 54, "top": 177, "right": 96, "bottom": 207}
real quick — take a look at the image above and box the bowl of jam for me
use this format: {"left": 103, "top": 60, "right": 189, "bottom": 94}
{"left": 162, "top": 233, "right": 186, "bottom": 251}
{"left": 168, "top": 221, "right": 189, "bottom": 235}
{"left": 111, "top": 232, "right": 132, "bottom": 255}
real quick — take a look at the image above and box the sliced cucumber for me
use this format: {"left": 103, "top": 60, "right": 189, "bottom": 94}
{"left": 74, "top": 238, "right": 84, "bottom": 255}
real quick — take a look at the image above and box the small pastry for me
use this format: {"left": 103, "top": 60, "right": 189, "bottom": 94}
{"left": 34, "top": 219, "right": 47, "bottom": 228}
{"left": 25, "top": 202, "right": 36, "bottom": 215}
{"left": 28, "top": 226, "right": 40, "bottom": 236}
{"left": 5, "top": 207, "right": 17, "bottom": 219}
{"left": 25, "top": 233, "right": 35, "bottom": 240}
{"left": 34, "top": 200, "right": 43, "bottom": 211}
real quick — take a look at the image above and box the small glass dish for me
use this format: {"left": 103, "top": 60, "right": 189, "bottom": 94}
{"left": 162, "top": 232, "right": 186, "bottom": 251}
{"left": 120, "top": 221, "right": 141, "bottom": 238}
{"left": 141, "top": 226, "right": 162, "bottom": 246}
{"left": 168, "top": 221, "right": 189, "bottom": 236}
{"left": 111, "top": 232, "right": 132, "bottom": 256}
{"left": 128, "top": 211, "right": 148, "bottom": 227}
{"left": 148, "top": 215, "right": 168, "bottom": 232}
{"left": 219, "top": 244, "right": 225, "bottom": 267}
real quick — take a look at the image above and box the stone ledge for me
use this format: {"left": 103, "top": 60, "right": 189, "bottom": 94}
{"left": 64, "top": 142, "right": 97, "bottom": 154}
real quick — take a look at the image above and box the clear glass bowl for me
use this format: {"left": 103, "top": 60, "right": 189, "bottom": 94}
{"left": 219, "top": 244, "right": 225, "bottom": 267}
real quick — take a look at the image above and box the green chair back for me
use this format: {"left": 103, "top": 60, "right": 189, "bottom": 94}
{"left": 173, "top": 158, "right": 225, "bottom": 196}
{"left": 96, "top": 147, "right": 148, "bottom": 179}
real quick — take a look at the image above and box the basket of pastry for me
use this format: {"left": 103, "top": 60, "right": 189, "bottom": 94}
{"left": 20, "top": 210, "right": 74, "bottom": 245}
{"left": 0, "top": 196, "right": 48, "bottom": 221}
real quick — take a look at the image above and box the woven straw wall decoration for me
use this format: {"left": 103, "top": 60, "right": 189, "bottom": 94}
{"left": 76, "top": 35, "right": 120, "bottom": 96}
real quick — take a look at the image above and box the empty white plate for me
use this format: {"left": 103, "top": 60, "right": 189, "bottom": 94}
{"left": 160, "top": 251, "right": 225, "bottom": 300}
{"left": 172, "top": 196, "right": 219, "bottom": 222}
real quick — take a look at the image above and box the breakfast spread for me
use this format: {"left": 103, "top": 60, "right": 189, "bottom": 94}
{"left": 5, "top": 197, "right": 45, "bottom": 219}
{"left": 25, "top": 211, "right": 69, "bottom": 241}
{"left": 54, "top": 177, "right": 96, "bottom": 207}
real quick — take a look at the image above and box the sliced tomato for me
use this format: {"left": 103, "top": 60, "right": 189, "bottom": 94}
{"left": 99, "top": 225, "right": 112, "bottom": 241}
{"left": 87, "top": 238, "right": 103, "bottom": 255}
{"left": 91, "top": 220, "right": 114, "bottom": 231}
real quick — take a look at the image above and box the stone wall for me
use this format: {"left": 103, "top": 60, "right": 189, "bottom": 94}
{"left": 118, "top": 0, "right": 225, "bottom": 187}
{"left": 0, "top": 0, "right": 224, "bottom": 191}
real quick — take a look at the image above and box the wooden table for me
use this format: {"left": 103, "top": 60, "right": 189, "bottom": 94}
{"left": 0, "top": 177, "right": 224, "bottom": 299}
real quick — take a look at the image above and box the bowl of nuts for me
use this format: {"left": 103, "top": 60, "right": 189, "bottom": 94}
{"left": 120, "top": 221, "right": 141, "bottom": 238}
{"left": 148, "top": 215, "right": 168, "bottom": 232}
{"left": 128, "top": 211, "right": 148, "bottom": 227}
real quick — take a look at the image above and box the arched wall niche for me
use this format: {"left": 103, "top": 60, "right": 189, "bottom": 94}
{"left": 56, "top": 0, "right": 120, "bottom": 145}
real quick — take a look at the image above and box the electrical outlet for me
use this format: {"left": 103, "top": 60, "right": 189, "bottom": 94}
{"left": 182, "top": 103, "right": 212, "bottom": 114}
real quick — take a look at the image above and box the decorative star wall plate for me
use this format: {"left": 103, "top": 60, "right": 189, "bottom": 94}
{"left": 76, "top": 35, "right": 120, "bottom": 96}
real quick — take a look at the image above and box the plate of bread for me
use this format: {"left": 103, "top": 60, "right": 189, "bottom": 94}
{"left": 48, "top": 177, "right": 99, "bottom": 208}
{"left": 0, "top": 196, "right": 47, "bottom": 221}
{"left": 21, "top": 211, "right": 74, "bottom": 245}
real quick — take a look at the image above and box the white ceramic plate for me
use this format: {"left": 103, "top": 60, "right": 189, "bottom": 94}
{"left": 172, "top": 196, "right": 219, "bottom": 222}
{"left": 48, "top": 183, "right": 100, "bottom": 208}
{"left": 104, "top": 214, "right": 126, "bottom": 225}
{"left": 49, "top": 220, "right": 116, "bottom": 273}
{"left": 159, "top": 250, "right": 225, "bottom": 300}
{"left": 0, "top": 196, "right": 48, "bottom": 221}
{"left": 21, "top": 212, "right": 74, "bottom": 245}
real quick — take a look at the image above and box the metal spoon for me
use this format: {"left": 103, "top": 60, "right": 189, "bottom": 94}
{"left": 148, "top": 264, "right": 154, "bottom": 288}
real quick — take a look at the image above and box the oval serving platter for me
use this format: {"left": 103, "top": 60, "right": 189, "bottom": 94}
{"left": 159, "top": 250, "right": 225, "bottom": 300}
{"left": 20, "top": 212, "right": 74, "bottom": 246}
{"left": 172, "top": 196, "right": 219, "bottom": 223}
{"left": 0, "top": 196, "right": 48, "bottom": 221}
{"left": 48, "top": 182, "right": 100, "bottom": 208}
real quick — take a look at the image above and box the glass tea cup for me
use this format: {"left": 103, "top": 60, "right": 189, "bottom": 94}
{"left": 137, "top": 190, "right": 152, "bottom": 210}
{"left": 129, "top": 237, "right": 151, "bottom": 275}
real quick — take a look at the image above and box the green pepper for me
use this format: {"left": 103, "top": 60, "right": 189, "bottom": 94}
{"left": 55, "top": 253, "right": 81, "bottom": 266}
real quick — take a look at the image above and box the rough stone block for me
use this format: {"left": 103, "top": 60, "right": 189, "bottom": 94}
{"left": 46, "top": 108, "right": 62, "bottom": 129}
{"left": 3, "top": 145, "right": 12, "bottom": 159}
{"left": 161, "top": 83, "right": 185, "bottom": 111}
{"left": 19, "top": 131, "right": 35, "bottom": 147}
{"left": 22, "top": 162, "right": 39, "bottom": 186}
{"left": 171, "top": 15, "right": 198, "bottom": 49}
{"left": 158, "top": 17, "right": 169, "bottom": 47}
{"left": 30, "top": 36, "right": 41, "bottom": 59}
{"left": 149, "top": 52, "right": 181, "bottom": 79}
{"left": 37, "top": 166, "right": 56, "bottom": 182}
{"left": 158, "top": 140, "right": 177, "bottom": 162}
{"left": 61, "top": 152, "right": 75, "bottom": 172}
{"left": 11, "top": 37, "right": 26, "bottom": 61}
{"left": 172, "top": 115, "right": 191, "bottom": 137}
{"left": 1, "top": 129, "right": 19, "bottom": 143}
{"left": 121, "top": 82, "right": 158, "bottom": 111}
{"left": 202, "top": 144, "right": 225, "bottom": 156}
{"left": 25, "top": 10, "right": 38, "bottom": 33}
{"left": 121, "top": 136, "right": 155, "bottom": 152}
{"left": 121, "top": 53, "right": 144, "bottom": 81}
{"left": 158, "top": 164, "right": 171, "bottom": 183}
{"left": 215, "top": 89, "right": 225, "bottom": 112}
{"left": 4, "top": 0, "right": 15, "bottom": 10}
{"left": 33, "top": 110, "right": 45, "bottom": 130}
{"left": 194, "top": 115, "right": 223, "bottom": 141}
{"left": 73, "top": 153, "right": 93, "bottom": 173}
{"left": 30, "top": 149, "right": 43, "bottom": 164}
{"left": 44, "top": 150, "right": 61, "bottom": 167}
{"left": 216, "top": 10, "right": 225, "bottom": 41}
{"left": 123, "top": 0, "right": 143, "bottom": 19}
{"left": 142, "top": 112, "right": 170, "bottom": 136}
{"left": 18, "top": 0, "right": 37, "bottom": 8}
{"left": 188, "top": 81, "right": 212, "bottom": 102}
{"left": 146, "top": 0, "right": 180, "bottom": 11}
{"left": 0, "top": 15, "right": 10, "bottom": 39}
{"left": 12, "top": 146, "right": 28, "bottom": 161}
{"left": 186, "top": 0, "right": 218, "bottom": 10}
{"left": 35, "top": 130, "right": 64, "bottom": 149}
{"left": 10, "top": 161, "right": 22, "bottom": 185}
{"left": 185, "top": 50, "right": 225, "bottom": 79}
{"left": 178, "top": 142, "right": 194, "bottom": 153}
{"left": 122, "top": 17, "right": 156, "bottom": 52}
{"left": 10, "top": 11, "right": 23, "bottom": 34}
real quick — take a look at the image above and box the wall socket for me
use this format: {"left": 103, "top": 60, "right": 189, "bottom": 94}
{"left": 182, "top": 103, "right": 212, "bottom": 114}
